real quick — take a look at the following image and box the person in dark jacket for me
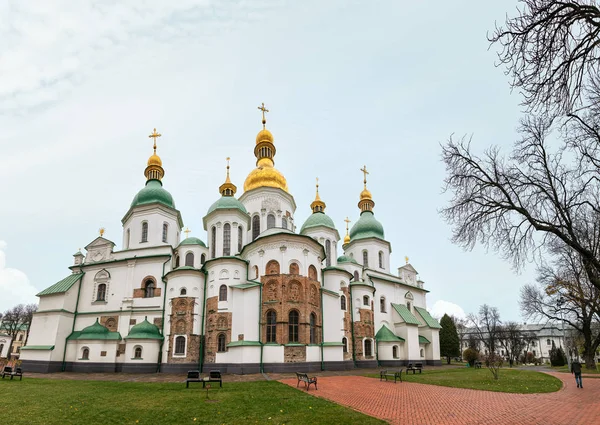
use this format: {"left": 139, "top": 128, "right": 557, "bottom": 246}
{"left": 571, "top": 360, "right": 583, "bottom": 388}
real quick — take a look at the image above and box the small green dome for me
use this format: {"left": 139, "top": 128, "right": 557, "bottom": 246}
{"left": 349, "top": 211, "right": 384, "bottom": 241}
{"left": 179, "top": 237, "right": 206, "bottom": 248}
{"left": 131, "top": 179, "right": 175, "bottom": 209}
{"left": 206, "top": 196, "right": 248, "bottom": 216}
{"left": 337, "top": 254, "right": 358, "bottom": 264}
{"left": 300, "top": 212, "right": 337, "bottom": 234}
{"left": 79, "top": 319, "right": 109, "bottom": 339}
{"left": 126, "top": 317, "right": 163, "bottom": 340}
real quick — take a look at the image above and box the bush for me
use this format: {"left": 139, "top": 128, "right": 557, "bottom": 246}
{"left": 550, "top": 346, "right": 567, "bottom": 366}
{"left": 525, "top": 352, "right": 535, "bottom": 364}
{"left": 463, "top": 348, "right": 479, "bottom": 366}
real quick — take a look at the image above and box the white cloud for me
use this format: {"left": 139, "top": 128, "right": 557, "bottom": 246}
{"left": 0, "top": 241, "right": 38, "bottom": 312}
{"left": 430, "top": 300, "right": 467, "bottom": 321}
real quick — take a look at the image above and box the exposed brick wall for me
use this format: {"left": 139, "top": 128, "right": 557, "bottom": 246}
{"left": 341, "top": 287, "right": 353, "bottom": 360}
{"left": 353, "top": 308, "right": 375, "bottom": 360}
{"left": 100, "top": 315, "right": 119, "bottom": 332}
{"left": 284, "top": 345, "right": 306, "bottom": 362}
{"left": 167, "top": 297, "right": 199, "bottom": 364}
{"left": 204, "top": 296, "right": 232, "bottom": 363}
{"left": 133, "top": 288, "right": 162, "bottom": 299}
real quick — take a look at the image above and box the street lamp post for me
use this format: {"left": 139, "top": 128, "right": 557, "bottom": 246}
{"left": 557, "top": 297, "right": 571, "bottom": 372}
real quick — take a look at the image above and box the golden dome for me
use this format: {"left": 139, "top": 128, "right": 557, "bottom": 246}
{"left": 147, "top": 154, "right": 162, "bottom": 167}
{"left": 344, "top": 234, "right": 351, "bottom": 244}
{"left": 244, "top": 160, "right": 289, "bottom": 192}
{"left": 360, "top": 187, "right": 372, "bottom": 200}
{"left": 256, "top": 128, "right": 274, "bottom": 144}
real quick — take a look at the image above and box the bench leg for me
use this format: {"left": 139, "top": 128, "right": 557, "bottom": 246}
{"left": 186, "top": 381, "right": 189, "bottom": 388}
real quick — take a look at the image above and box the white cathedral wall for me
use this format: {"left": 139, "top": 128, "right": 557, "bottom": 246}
{"left": 306, "top": 345, "right": 321, "bottom": 362}
{"left": 420, "top": 328, "right": 440, "bottom": 361}
{"left": 351, "top": 286, "right": 374, "bottom": 322}
{"left": 263, "top": 345, "right": 284, "bottom": 363}
{"left": 38, "top": 288, "right": 79, "bottom": 312}
{"left": 204, "top": 210, "right": 250, "bottom": 258}
{"left": 322, "top": 293, "right": 341, "bottom": 343}
{"left": 123, "top": 207, "right": 180, "bottom": 250}
{"left": 344, "top": 239, "right": 390, "bottom": 273}
{"left": 126, "top": 341, "right": 160, "bottom": 363}
{"left": 21, "top": 312, "right": 76, "bottom": 362}
{"left": 301, "top": 227, "right": 339, "bottom": 267}
{"left": 240, "top": 187, "right": 297, "bottom": 236}
{"left": 230, "top": 288, "right": 260, "bottom": 343}
{"left": 378, "top": 342, "right": 403, "bottom": 361}
{"left": 74, "top": 341, "right": 118, "bottom": 363}
{"left": 323, "top": 345, "right": 343, "bottom": 362}
{"left": 322, "top": 269, "right": 349, "bottom": 294}
{"left": 175, "top": 245, "right": 208, "bottom": 269}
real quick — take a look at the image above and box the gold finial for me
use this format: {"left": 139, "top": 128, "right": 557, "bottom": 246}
{"left": 219, "top": 156, "right": 237, "bottom": 196}
{"left": 310, "top": 177, "right": 326, "bottom": 213}
{"left": 344, "top": 217, "right": 351, "bottom": 244}
{"left": 184, "top": 228, "right": 191, "bottom": 238}
{"left": 405, "top": 256, "right": 409, "bottom": 264}
{"left": 258, "top": 102, "right": 269, "bottom": 128}
{"left": 358, "top": 165, "right": 374, "bottom": 212}
{"left": 99, "top": 227, "right": 105, "bottom": 237}
{"left": 148, "top": 128, "right": 162, "bottom": 154}
{"left": 226, "top": 157, "right": 231, "bottom": 181}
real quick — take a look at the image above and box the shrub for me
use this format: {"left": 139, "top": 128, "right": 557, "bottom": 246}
{"left": 550, "top": 346, "right": 566, "bottom": 366}
{"left": 525, "top": 352, "right": 535, "bottom": 364}
{"left": 463, "top": 348, "right": 479, "bottom": 366}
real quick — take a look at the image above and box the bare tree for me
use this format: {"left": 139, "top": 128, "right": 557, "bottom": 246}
{"left": 490, "top": 0, "right": 600, "bottom": 115}
{"left": 468, "top": 305, "right": 503, "bottom": 354}
{"left": 498, "top": 321, "right": 536, "bottom": 366}
{"left": 22, "top": 304, "right": 37, "bottom": 346}
{"left": 1, "top": 305, "right": 26, "bottom": 359}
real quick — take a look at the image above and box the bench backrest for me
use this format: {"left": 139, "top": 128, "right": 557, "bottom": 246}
{"left": 15, "top": 367, "right": 22, "bottom": 374}
{"left": 209, "top": 370, "right": 221, "bottom": 379}
{"left": 3, "top": 366, "right": 12, "bottom": 373}
{"left": 296, "top": 372, "right": 308, "bottom": 379}
{"left": 407, "top": 363, "right": 413, "bottom": 368}
{"left": 187, "top": 370, "right": 200, "bottom": 379}
{"left": 415, "top": 363, "right": 423, "bottom": 368}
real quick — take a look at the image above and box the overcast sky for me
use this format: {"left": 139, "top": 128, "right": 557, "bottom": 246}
{"left": 0, "top": 0, "right": 537, "bottom": 321}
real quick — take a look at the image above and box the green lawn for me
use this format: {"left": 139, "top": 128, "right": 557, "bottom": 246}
{"left": 0, "top": 378, "right": 385, "bottom": 425}
{"left": 551, "top": 365, "right": 600, "bottom": 374}
{"left": 368, "top": 367, "right": 562, "bottom": 393}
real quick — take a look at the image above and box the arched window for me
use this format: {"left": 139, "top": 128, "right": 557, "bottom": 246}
{"left": 364, "top": 339, "right": 372, "bottom": 357}
{"left": 82, "top": 347, "right": 89, "bottom": 360}
{"left": 238, "top": 226, "right": 243, "bottom": 253}
{"left": 393, "top": 345, "right": 398, "bottom": 359}
{"left": 175, "top": 336, "right": 186, "bottom": 355}
{"left": 325, "top": 240, "right": 331, "bottom": 267}
{"left": 288, "top": 310, "right": 299, "bottom": 343}
{"left": 144, "top": 280, "right": 155, "bottom": 298}
{"left": 362, "top": 250, "right": 368, "bottom": 267}
{"left": 282, "top": 217, "right": 288, "bottom": 229}
{"left": 162, "top": 222, "right": 168, "bottom": 243}
{"left": 266, "top": 260, "right": 280, "bottom": 275}
{"left": 201, "top": 254, "right": 206, "bottom": 264}
{"left": 253, "top": 265, "right": 259, "bottom": 279}
{"left": 134, "top": 346, "right": 143, "bottom": 359}
{"left": 406, "top": 301, "right": 411, "bottom": 311}
{"left": 342, "top": 337, "right": 348, "bottom": 353}
{"left": 267, "top": 214, "right": 275, "bottom": 229}
{"left": 126, "top": 229, "right": 130, "bottom": 249}
{"left": 289, "top": 263, "right": 299, "bottom": 274}
{"left": 252, "top": 215, "right": 260, "bottom": 240}
{"left": 266, "top": 310, "right": 277, "bottom": 343}
{"left": 211, "top": 226, "right": 216, "bottom": 258}
{"left": 308, "top": 265, "right": 318, "bottom": 280}
{"left": 340, "top": 295, "right": 346, "bottom": 310}
{"left": 546, "top": 339, "right": 551, "bottom": 346}
{"left": 141, "top": 222, "right": 148, "bottom": 243}
{"left": 310, "top": 313, "right": 317, "bottom": 344}
{"left": 378, "top": 251, "right": 384, "bottom": 269}
{"left": 353, "top": 271, "right": 359, "bottom": 282}
{"left": 219, "top": 285, "right": 227, "bottom": 301}
{"left": 175, "top": 255, "right": 180, "bottom": 268}
{"left": 180, "top": 288, "right": 187, "bottom": 296}
{"left": 420, "top": 348, "right": 424, "bottom": 358}
{"left": 380, "top": 296, "right": 386, "bottom": 313}
{"left": 217, "top": 333, "right": 226, "bottom": 352}
{"left": 185, "top": 252, "right": 194, "bottom": 267}
{"left": 363, "top": 296, "right": 369, "bottom": 306}
{"left": 223, "top": 223, "right": 231, "bottom": 256}
{"left": 96, "top": 283, "right": 106, "bottom": 301}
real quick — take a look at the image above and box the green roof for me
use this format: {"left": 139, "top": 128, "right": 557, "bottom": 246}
{"left": 37, "top": 273, "right": 83, "bottom": 296}
{"left": 337, "top": 255, "right": 358, "bottom": 264}
{"left": 206, "top": 196, "right": 248, "bottom": 216}
{"left": 20, "top": 345, "right": 55, "bottom": 351}
{"left": 375, "top": 325, "right": 405, "bottom": 342}
{"left": 67, "top": 319, "right": 122, "bottom": 341}
{"left": 300, "top": 212, "right": 337, "bottom": 234}
{"left": 178, "top": 237, "right": 206, "bottom": 248}
{"left": 349, "top": 211, "right": 384, "bottom": 241}
{"left": 227, "top": 340, "right": 261, "bottom": 347}
{"left": 414, "top": 306, "right": 442, "bottom": 329}
{"left": 392, "top": 303, "right": 421, "bottom": 325}
{"left": 230, "top": 283, "right": 261, "bottom": 289}
{"left": 126, "top": 317, "right": 163, "bottom": 340}
{"left": 419, "top": 335, "right": 431, "bottom": 344}
{"left": 130, "top": 179, "right": 175, "bottom": 209}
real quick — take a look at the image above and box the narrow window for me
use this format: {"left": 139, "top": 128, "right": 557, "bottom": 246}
{"left": 211, "top": 227, "right": 216, "bottom": 258}
{"left": 308, "top": 265, "right": 317, "bottom": 280}
{"left": 310, "top": 313, "right": 317, "bottom": 344}
{"left": 219, "top": 285, "right": 227, "bottom": 301}
{"left": 144, "top": 280, "right": 155, "bottom": 298}
{"left": 340, "top": 295, "right": 346, "bottom": 310}
{"left": 266, "top": 310, "right": 277, "bottom": 343}
{"left": 380, "top": 297, "right": 386, "bottom": 313}
{"left": 134, "top": 346, "right": 142, "bottom": 359}
{"left": 252, "top": 215, "right": 260, "bottom": 240}
{"left": 420, "top": 348, "right": 424, "bottom": 358}
{"left": 342, "top": 337, "right": 348, "bottom": 353}
{"left": 267, "top": 214, "right": 275, "bottom": 229}
{"left": 223, "top": 223, "right": 231, "bottom": 256}
{"left": 353, "top": 271, "right": 359, "bottom": 282}
{"left": 175, "top": 255, "right": 180, "bottom": 268}
{"left": 325, "top": 240, "right": 331, "bottom": 267}
{"left": 238, "top": 226, "right": 243, "bottom": 253}
{"left": 126, "top": 229, "right": 130, "bottom": 249}
{"left": 180, "top": 288, "right": 187, "bottom": 296}
{"left": 175, "top": 336, "right": 186, "bottom": 355}
{"left": 201, "top": 254, "right": 206, "bottom": 264}
{"left": 393, "top": 345, "right": 398, "bottom": 359}
{"left": 82, "top": 348, "right": 89, "bottom": 360}
{"left": 217, "top": 333, "right": 226, "bottom": 352}
{"left": 141, "top": 222, "right": 148, "bottom": 243}
{"left": 365, "top": 339, "right": 372, "bottom": 357}
{"left": 363, "top": 296, "right": 369, "bottom": 306}
{"left": 362, "top": 250, "right": 368, "bottom": 267}
{"left": 378, "top": 251, "right": 384, "bottom": 269}
{"left": 253, "top": 265, "right": 259, "bottom": 279}
{"left": 96, "top": 284, "right": 106, "bottom": 302}
{"left": 289, "top": 263, "right": 299, "bottom": 274}
{"left": 185, "top": 252, "right": 194, "bottom": 267}
{"left": 288, "top": 311, "right": 299, "bottom": 343}
{"left": 407, "top": 301, "right": 411, "bottom": 311}
{"left": 282, "top": 217, "right": 288, "bottom": 229}
{"left": 547, "top": 339, "right": 551, "bottom": 346}
{"left": 162, "top": 222, "right": 168, "bottom": 243}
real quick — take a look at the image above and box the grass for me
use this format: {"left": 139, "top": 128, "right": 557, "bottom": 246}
{"left": 0, "top": 378, "right": 385, "bottom": 425}
{"left": 550, "top": 365, "right": 600, "bottom": 375}
{"left": 367, "top": 367, "right": 562, "bottom": 393}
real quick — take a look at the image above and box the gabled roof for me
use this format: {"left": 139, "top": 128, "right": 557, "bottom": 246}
{"left": 398, "top": 263, "right": 418, "bottom": 274}
{"left": 414, "top": 306, "right": 442, "bottom": 329}
{"left": 391, "top": 303, "right": 421, "bottom": 325}
{"left": 37, "top": 273, "right": 83, "bottom": 296}
{"left": 84, "top": 236, "right": 116, "bottom": 250}
{"left": 375, "top": 324, "right": 405, "bottom": 342}
{"left": 419, "top": 335, "right": 431, "bottom": 344}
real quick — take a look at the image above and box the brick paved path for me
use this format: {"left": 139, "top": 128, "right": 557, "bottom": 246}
{"left": 280, "top": 373, "right": 599, "bottom": 425}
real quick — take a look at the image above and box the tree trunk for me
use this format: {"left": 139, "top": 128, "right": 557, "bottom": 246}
{"left": 447, "top": 356, "right": 451, "bottom": 365}
{"left": 583, "top": 351, "right": 596, "bottom": 370}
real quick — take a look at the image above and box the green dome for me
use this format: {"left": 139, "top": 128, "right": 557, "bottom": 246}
{"left": 349, "top": 211, "right": 384, "bottom": 241}
{"left": 337, "top": 255, "right": 358, "bottom": 264}
{"left": 126, "top": 317, "right": 163, "bottom": 340}
{"left": 179, "top": 237, "right": 206, "bottom": 248}
{"left": 206, "top": 196, "right": 248, "bottom": 216}
{"left": 131, "top": 179, "right": 175, "bottom": 209}
{"left": 79, "top": 319, "right": 109, "bottom": 339}
{"left": 300, "top": 212, "right": 337, "bottom": 234}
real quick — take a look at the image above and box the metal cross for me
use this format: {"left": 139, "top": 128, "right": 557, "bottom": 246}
{"left": 184, "top": 227, "right": 191, "bottom": 238}
{"left": 148, "top": 128, "right": 162, "bottom": 152}
{"left": 99, "top": 227, "right": 105, "bottom": 237}
{"left": 257, "top": 103, "right": 269, "bottom": 128}
{"left": 344, "top": 217, "right": 351, "bottom": 232}
{"left": 360, "top": 165, "right": 369, "bottom": 185}
{"left": 405, "top": 256, "right": 409, "bottom": 264}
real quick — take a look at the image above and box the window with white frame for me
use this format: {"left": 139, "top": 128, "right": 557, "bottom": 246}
{"left": 174, "top": 336, "right": 186, "bottom": 355}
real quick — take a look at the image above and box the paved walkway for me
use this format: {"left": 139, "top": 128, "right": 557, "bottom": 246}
{"left": 280, "top": 372, "right": 599, "bottom": 425}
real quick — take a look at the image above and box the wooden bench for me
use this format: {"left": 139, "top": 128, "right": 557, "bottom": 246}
{"left": 1, "top": 367, "right": 23, "bottom": 380}
{"left": 295, "top": 372, "right": 317, "bottom": 391}
{"left": 380, "top": 369, "right": 403, "bottom": 383}
{"left": 406, "top": 362, "right": 423, "bottom": 374}
{"left": 202, "top": 370, "right": 222, "bottom": 388}
{"left": 474, "top": 361, "right": 482, "bottom": 369}
{"left": 186, "top": 370, "right": 202, "bottom": 388}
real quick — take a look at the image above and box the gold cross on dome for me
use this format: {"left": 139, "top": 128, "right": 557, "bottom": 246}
{"left": 405, "top": 256, "right": 409, "bottom": 264}
{"left": 184, "top": 227, "right": 191, "bottom": 238}
{"left": 316, "top": 177, "right": 319, "bottom": 192}
{"left": 360, "top": 165, "right": 369, "bottom": 186}
{"left": 344, "top": 217, "right": 351, "bottom": 232}
{"left": 257, "top": 102, "right": 269, "bottom": 128}
{"left": 148, "top": 128, "right": 162, "bottom": 153}
{"left": 99, "top": 227, "right": 105, "bottom": 237}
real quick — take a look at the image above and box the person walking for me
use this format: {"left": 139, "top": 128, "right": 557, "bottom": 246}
{"left": 571, "top": 359, "right": 583, "bottom": 388}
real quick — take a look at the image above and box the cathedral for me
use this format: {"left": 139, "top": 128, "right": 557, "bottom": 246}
{"left": 21, "top": 106, "right": 441, "bottom": 373}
